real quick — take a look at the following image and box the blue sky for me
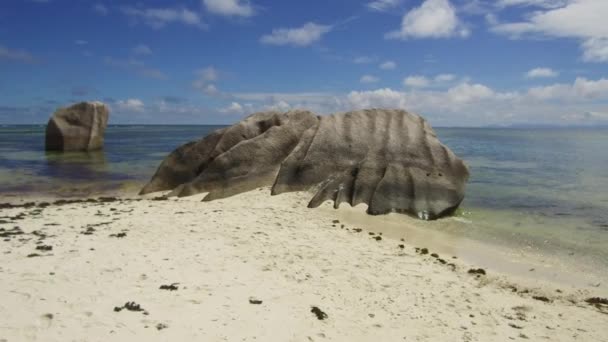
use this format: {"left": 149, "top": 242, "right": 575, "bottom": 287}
{"left": 1, "top": 0, "right": 607, "bottom": 126}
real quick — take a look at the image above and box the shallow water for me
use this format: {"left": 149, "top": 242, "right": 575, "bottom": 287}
{"left": 1, "top": 125, "right": 607, "bottom": 269}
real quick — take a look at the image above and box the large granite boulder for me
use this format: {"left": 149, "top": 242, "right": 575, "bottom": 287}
{"left": 141, "top": 108, "right": 469, "bottom": 220}
{"left": 45, "top": 101, "right": 109, "bottom": 151}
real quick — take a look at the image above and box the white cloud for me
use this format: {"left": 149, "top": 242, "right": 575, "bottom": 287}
{"left": 527, "top": 77, "right": 608, "bottom": 101}
{"left": 379, "top": 60, "right": 397, "bottom": 70}
{"left": 116, "top": 98, "right": 145, "bottom": 112}
{"left": 404, "top": 74, "right": 456, "bottom": 88}
{"left": 404, "top": 75, "right": 431, "bottom": 88}
{"left": 347, "top": 88, "right": 409, "bottom": 109}
{"left": 93, "top": 3, "right": 109, "bottom": 15}
{"left": 526, "top": 67, "right": 558, "bottom": 78}
{"left": 263, "top": 100, "right": 291, "bottom": 112}
{"left": 220, "top": 102, "right": 245, "bottom": 114}
{"left": 193, "top": 67, "right": 221, "bottom": 96}
{"left": 0, "top": 45, "right": 37, "bottom": 63}
{"left": 446, "top": 83, "right": 495, "bottom": 104}
{"left": 496, "top": 0, "right": 569, "bottom": 9}
{"left": 360, "top": 75, "right": 380, "bottom": 84}
{"left": 386, "top": 0, "right": 470, "bottom": 39}
{"left": 132, "top": 44, "right": 152, "bottom": 56}
{"left": 222, "top": 77, "right": 608, "bottom": 126}
{"left": 491, "top": 0, "right": 608, "bottom": 62}
{"left": 367, "top": 0, "right": 402, "bottom": 12}
{"left": 260, "top": 22, "right": 332, "bottom": 47}
{"left": 121, "top": 6, "right": 204, "bottom": 29}
{"left": 216, "top": 74, "right": 608, "bottom": 126}
{"left": 582, "top": 37, "right": 608, "bottom": 62}
{"left": 203, "top": 0, "right": 254, "bottom": 17}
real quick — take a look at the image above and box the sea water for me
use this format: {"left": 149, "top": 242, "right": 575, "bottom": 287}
{"left": 1, "top": 125, "right": 607, "bottom": 269}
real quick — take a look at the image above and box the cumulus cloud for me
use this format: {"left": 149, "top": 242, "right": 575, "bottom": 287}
{"left": 496, "top": 0, "right": 569, "bottom": 8}
{"left": 360, "top": 75, "right": 380, "bottom": 84}
{"left": 446, "top": 83, "right": 495, "bottom": 104}
{"left": 367, "top": 0, "right": 402, "bottom": 12}
{"left": 260, "top": 22, "right": 332, "bottom": 47}
{"left": 404, "top": 73, "right": 459, "bottom": 88}
{"left": 526, "top": 77, "right": 608, "bottom": 101}
{"left": 526, "top": 67, "right": 558, "bottom": 78}
{"left": 386, "top": 0, "right": 470, "bottom": 39}
{"left": 193, "top": 67, "right": 221, "bottom": 96}
{"left": 0, "top": 45, "right": 37, "bottom": 63}
{"left": 345, "top": 79, "right": 608, "bottom": 125}
{"left": 581, "top": 38, "right": 608, "bottom": 62}
{"left": 220, "top": 102, "right": 246, "bottom": 114}
{"left": 491, "top": 0, "right": 608, "bottom": 62}
{"left": 404, "top": 76, "right": 431, "bottom": 88}
{"left": 262, "top": 100, "right": 292, "bottom": 112}
{"left": 202, "top": 0, "right": 254, "bottom": 17}
{"left": 116, "top": 98, "right": 145, "bottom": 112}
{"left": 121, "top": 6, "right": 204, "bottom": 29}
{"left": 224, "top": 77, "right": 608, "bottom": 126}
{"left": 379, "top": 60, "right": 397, "bottom": 70}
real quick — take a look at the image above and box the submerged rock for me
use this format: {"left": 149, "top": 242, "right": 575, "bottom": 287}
{"left": 141, "top": 108, "right": 469, "bottom": 220}
{"left": 45, "top": 101, "right": 109, "bottom": 151}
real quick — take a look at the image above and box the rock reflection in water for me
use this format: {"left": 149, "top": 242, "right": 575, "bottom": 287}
{"left": 44, "top": 150, "right": 108, "bottom": 181}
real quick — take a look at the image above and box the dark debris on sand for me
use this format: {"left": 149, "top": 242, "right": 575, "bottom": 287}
{"left": 159, "top": 283, "right": 179, "bottom": 291}
{"left": 114, "top": 302, "right": 148, "bottom": 314}
{"left": 249, "top": 298, "right": 263, "bottom": 305}
{"left": 415, "top": 247, "right": 429, "bottom": 255}
{"left": 310, "top": 306, "right": 328, "bottom": 320}
{"left": 532, "top": 296, "right": 551, "bottom": 303}
{"left": 585, "top": 297, "right": 608, "bottom": 313}
{"left": 36, "top": 245, "right": 53, "bottom": 251}
{"left": 109, "top": 232, "right": 127, "bottom": 238}
{"left": 0, "top": 227, "right": 24, "bottom": 239}
{"left": 468, "top": 268, "right": 486, "bottom": 276}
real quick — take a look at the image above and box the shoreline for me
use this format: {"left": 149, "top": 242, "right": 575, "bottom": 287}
{"left": 326, "top": 204, "right": 608, "bottom": 292}
{"left": 1, "top": 189, "right": 607, "bottom": 341}
{"left": 2, "top": 188, "right": 606, "bottom": 292}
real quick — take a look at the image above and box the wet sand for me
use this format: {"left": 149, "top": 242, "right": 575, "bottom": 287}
{"left": 0, "top": 189, "right": 607, "bottom": 341}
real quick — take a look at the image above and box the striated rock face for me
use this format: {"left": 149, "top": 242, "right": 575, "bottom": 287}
{"left": 141, "top": 109, "right": 469, "bottom": 220}
{"left": 45, "top": 102, "right": 109, "bottom": 152}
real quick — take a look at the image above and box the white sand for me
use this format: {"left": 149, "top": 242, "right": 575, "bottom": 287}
{"left": 0, "top": 189, "right": 606, "bottom": 342}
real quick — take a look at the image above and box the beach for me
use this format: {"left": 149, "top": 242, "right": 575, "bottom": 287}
{"left": 1, "top": 189, "right": 606, "bottom": 342}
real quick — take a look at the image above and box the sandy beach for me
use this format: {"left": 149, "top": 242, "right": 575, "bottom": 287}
{"left": 1, "top": 189, "right": 606, "bottom": 342}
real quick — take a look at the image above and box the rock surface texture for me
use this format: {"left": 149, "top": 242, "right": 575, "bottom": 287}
{"left": 45, "top": 102, "right": 109, "bottom": 151}
{"left": 141, "top": 109, "right": 469, "bottom": 219}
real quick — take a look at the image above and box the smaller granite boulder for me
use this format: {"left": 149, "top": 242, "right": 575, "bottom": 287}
{"left": 45, "top": 101, "right": 109, "bottom": 151}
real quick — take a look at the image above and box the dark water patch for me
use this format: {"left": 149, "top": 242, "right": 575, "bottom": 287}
{"left": 0, "top": 125, "right": 223, "bottom": 197}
